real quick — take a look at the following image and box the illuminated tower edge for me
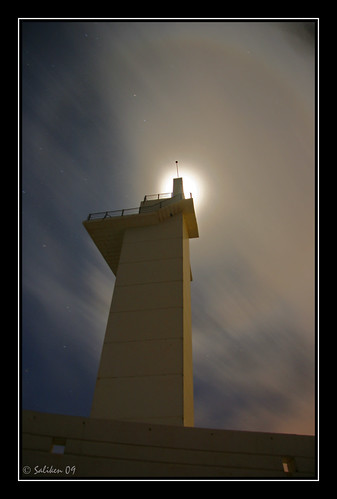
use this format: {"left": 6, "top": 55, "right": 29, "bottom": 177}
{"left": 83, "top": 178, "right": 199, "bottom": 426}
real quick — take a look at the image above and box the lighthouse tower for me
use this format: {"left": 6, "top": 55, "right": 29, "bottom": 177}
{"left": 83, "top": 176, "right": 199, "bottom": 426}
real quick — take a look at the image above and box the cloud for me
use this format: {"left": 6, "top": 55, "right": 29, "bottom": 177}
{"left": 192, "top": 309, "right": 314, "bottom": 434}
{"left": 190, "top": 239, "right": 314, "bottom": 434}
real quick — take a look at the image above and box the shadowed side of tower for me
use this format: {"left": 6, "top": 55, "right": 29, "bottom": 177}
{"left": 83, "top": 178, "right": 198, "bottom": 426}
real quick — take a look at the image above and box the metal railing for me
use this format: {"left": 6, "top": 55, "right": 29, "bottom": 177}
{"left": 87, "top": 207, "right": 141, "bottom": 220}
{"left": 86, "top": 193, "right": 192, "bottom": 221}
{"left": 143, "top": 192, "right": 172, "bottom": 201}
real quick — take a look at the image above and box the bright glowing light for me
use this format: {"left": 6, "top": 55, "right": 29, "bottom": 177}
{"left": 159, "top": 164, "right": 205, "bottom": 208}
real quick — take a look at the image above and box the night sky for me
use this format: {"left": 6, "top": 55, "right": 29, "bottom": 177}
{"left": 21, "top": 19, "right": 316, "bottom": 435}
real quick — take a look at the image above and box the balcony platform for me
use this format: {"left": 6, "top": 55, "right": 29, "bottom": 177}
{"left": 83, "top": 196, "right": 198, "bottom": 276}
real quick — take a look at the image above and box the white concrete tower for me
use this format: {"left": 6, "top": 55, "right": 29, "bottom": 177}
{"left": 83, "top": 177, "right": 199, "bottom": 426}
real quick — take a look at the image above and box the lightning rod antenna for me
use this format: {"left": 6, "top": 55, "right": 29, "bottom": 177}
{"left": 175, "top": 160, "right": 179, "bottom": 177}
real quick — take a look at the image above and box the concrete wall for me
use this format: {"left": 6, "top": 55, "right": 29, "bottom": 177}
{"left": 21, "top": 410, "right": 316, "bottom": 479}
{"left": 90, "top": 214, "right": 194, "bottom": 426}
